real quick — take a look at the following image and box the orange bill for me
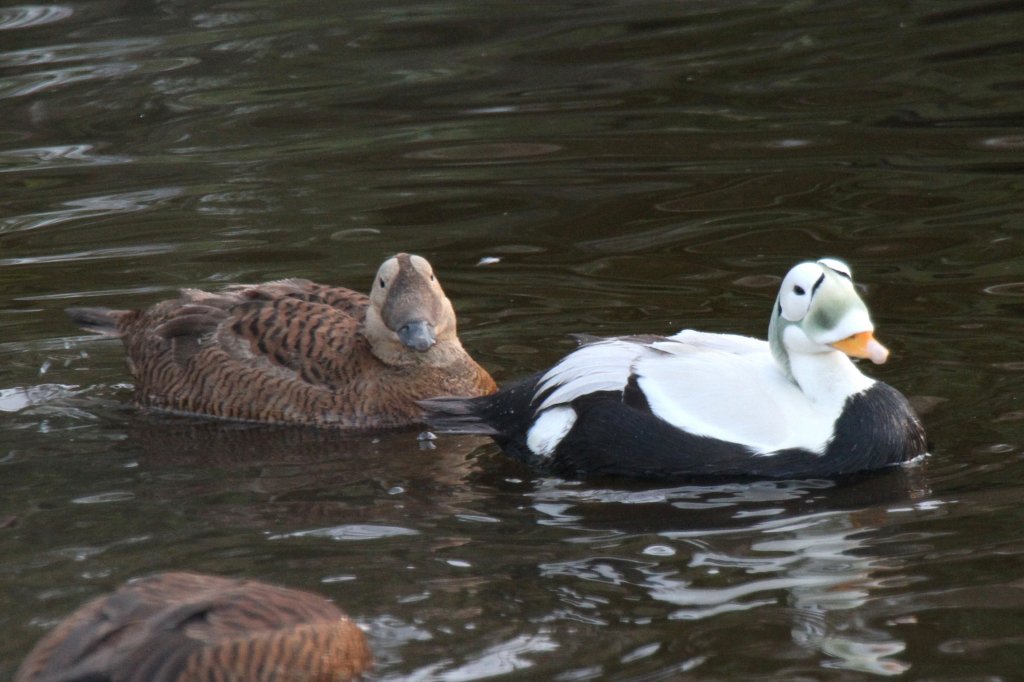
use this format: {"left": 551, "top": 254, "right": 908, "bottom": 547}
{"left": 830, "top": 331, "right": 890, "bottom": 364}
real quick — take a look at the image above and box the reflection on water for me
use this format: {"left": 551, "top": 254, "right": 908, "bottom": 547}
{"left": 2, "top": 0, "right": 1024, "bottom": 679}
{"left": 2, "top": 187, "right": 181, "bottom": 235}
{"left": 0, "top": 5, "right": 73, "bottom": 32}
{"left": 0, "top": 144, "right": 131, "bottom": 174}
{"left": 530, "top": 475, "right": 933, "bottom": 676}
{"left": 663, "top": 512, "right": 913, "bottom": 676}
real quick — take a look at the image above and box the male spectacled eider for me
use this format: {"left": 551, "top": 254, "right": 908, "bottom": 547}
{"left": 67, "top": 254, "right": 496, "bottom": 430}
{"left": 422, "top": 259, "right": 927, "bottom": 479}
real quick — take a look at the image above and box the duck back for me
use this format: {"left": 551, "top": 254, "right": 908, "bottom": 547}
{"left": 14, "top": 571, "right": 371, "bottom": 682}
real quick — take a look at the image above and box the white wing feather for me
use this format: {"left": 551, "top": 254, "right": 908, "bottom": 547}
{"left": 666, "top": 329, "right": 768, "bottom": 354}
{"left": 536, "top": 338, "right": 658, "bottom": 411}
{"left": 534, "top": 334, "right": 840, "bottom": 455}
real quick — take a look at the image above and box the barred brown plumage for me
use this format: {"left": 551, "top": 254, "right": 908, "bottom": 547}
{"left": 14, "top": 571, "right": 372, "bottom": 682}
{"left": 66, "top": 253, "right": 496, "bottom": 429}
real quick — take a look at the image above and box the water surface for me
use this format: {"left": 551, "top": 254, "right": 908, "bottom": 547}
{"left": 3, "top": 0, "right": 1024, "bottom": 679}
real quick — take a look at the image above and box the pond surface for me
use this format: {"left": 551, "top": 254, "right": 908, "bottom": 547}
{"left": 3, "top": 0, "right": 1024, "bottom": 679}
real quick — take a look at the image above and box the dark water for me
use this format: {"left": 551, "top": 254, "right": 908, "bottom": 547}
{"left": 3, "top": 0, "right": 1024, "bottom": 678}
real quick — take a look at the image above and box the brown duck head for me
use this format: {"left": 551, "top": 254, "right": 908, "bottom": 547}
{"left": 363, "top": 253, "right": 461, "bottom": 366}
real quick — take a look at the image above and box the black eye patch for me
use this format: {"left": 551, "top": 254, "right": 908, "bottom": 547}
{"left": 810, "top": 273, "right": 825, "bottom": 296}
{"left": 831, "top": 268, "right": 852, "bottom": 281}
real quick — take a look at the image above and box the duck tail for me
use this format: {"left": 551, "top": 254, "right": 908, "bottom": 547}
{"left": 65, "top": 307, "right": 133, "bottom": 338}
{"left": 420, "top": 372, "right": 545, "bottom": 438}
{"left": 419, "top": 396, "right": 501, "bottom": 436}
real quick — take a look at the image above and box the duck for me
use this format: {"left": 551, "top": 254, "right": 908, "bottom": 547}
{"left": 422, "top": 258, "right": 927, "bottom": 480}
{"left": 66, "top": 253, "right": 497, "bottom": 430}
{"left": 14, "top": 571, "right": 371, "bottom": 682}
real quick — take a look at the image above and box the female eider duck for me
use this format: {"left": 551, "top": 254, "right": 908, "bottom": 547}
{"left": 67, "top": 254, "right": 496, "bottom": 430}
{"left": 14, "top": 571, "right": 371, "bottom": 682}
{"left": 422, "top": 258, "right": 926, "bottom": 479}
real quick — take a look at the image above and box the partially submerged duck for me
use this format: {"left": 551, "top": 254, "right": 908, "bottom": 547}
{"left": 67, "top": 254, "right": 496, "bottom": 429}
{"left": 423, "top": 258, "right": 927, "bottom": 479}
{"left": 14, "top": 571, "right": 371, "bottom": 682}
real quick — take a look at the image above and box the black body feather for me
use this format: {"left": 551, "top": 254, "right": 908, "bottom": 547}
{"left": 422, "top": 377, "right": 926, "bottom": 480}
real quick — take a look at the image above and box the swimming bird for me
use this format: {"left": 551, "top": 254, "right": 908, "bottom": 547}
{"left": 422, "top": 258, "right": 927, "bottom": 479}
{"left": 67, "top": 254, "right": 496, "bottom": 429}
{"left": 14, "top": 571, "right": 371, "bottom": 682}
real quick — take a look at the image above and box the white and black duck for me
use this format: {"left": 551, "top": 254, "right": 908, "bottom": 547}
{"left": 422, "top": 258, "right": 927, "bottom": 479}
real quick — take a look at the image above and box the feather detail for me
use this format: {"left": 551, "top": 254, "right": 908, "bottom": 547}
{"left": 13, "top": 572, "right": 371, "bottom": 682}
{"left": 67, "top": 255, "right": 496, "bottom": 429}
{"left": 535, "top": 337, "right": 661, "bottom": 411}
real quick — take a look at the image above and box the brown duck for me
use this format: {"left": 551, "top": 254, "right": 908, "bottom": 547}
{"left": 67, "top": 253, "right": 496, "bottom": 429}
{"left": 14, "top": 571, "right": 371, "bottom": 682}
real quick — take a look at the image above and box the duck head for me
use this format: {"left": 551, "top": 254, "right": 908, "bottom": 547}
{"left": 364, "top": 253, "right": 460, "bottom": 365}
{"left": 768, "top": 258, "right": 889, "bottom": 380}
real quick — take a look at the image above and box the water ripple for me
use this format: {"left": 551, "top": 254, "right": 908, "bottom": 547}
{"left": 71, "top": 491, "right": 136, "bottom": 505}
{"left": 399, "top": 633, "right": 559, "bottom": 682}
{"left": 0, "top": 187, "right": 182, "bottom": 234}
{"left": 270, "top": 524, "right": 420, "bottom": 541}
{"left": 0, "top": 383, "right": 87, "bottom": 413}
{"left": 0, "top": 5, "right": 72, "bottom": 31}
{"left": 0, "top": 243, "right": 178, "bottom": 267}
{"left": 0, "top": 144, "right": 131, "bottom": 173}
{"left": 0, "top": 38, "right": 163, "bottom": 68}
{"left": 0, "top": 62, "right": 138, "bottom": 99}
{"left": 0, "top": 57, "right": 197, "bottom": 99}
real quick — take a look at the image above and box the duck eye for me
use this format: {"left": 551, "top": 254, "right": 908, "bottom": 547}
{"left": 379, "top": 278, "right": 386, "bottom": 288}
{"left": 793, "top": 285, "right": 805, "bottom": 295}
{"left": 430, "top": 274, "right": 436, "bottom": 282}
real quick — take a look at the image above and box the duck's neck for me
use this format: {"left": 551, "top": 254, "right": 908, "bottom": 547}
{"left": 767, "top": 302, "right": 790, "bottom": 375}
{"left": 787, "top": 350, "right": 876, "bottom": 410}
{"left": 769, "top": 305, "right": 875, "bottom": 409}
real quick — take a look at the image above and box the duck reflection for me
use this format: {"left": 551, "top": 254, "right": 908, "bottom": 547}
{"left": 123, "top": 414, "right": 496, "bottom": 527}
{"left": 532, "top": 467, "right": 931, "bottom": 677}
{"left": 656, "top": 510, "right": 912, "bottom": 676}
